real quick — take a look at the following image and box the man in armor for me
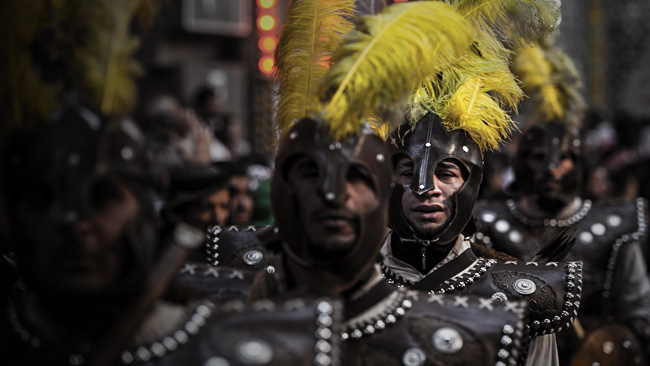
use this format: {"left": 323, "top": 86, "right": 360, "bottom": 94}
{"left": 251, "top": 117, "right": 535, "bottom": 365}
{"left": 473, "top": 40, "right": 650, "bottom": 365}
{"left": 381, "top": 112, "right": 584, "bottom": 366}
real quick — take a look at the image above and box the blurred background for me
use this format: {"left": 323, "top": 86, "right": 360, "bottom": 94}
{"left": 136, "top": 0, "right": 649, "bottom": 151}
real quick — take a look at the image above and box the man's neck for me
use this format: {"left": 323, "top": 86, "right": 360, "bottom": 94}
{"left": 390, "top": 232, "right": 455, "bottom": 275}
{"left": 519, "top": 196, "right": 582, "bottom": 219}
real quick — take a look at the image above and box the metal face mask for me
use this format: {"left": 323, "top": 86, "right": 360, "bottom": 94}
{"left": 386, "top": 113, "right": 483, "bottom": 245}
{"left": 271, "top": 118, "right": 392, "bottom": 284}
{"left": 3, "top": 107, "right": 156, "bottom": 299}
{"left": 513, "top": 122, "right": 582, "bottom": 208}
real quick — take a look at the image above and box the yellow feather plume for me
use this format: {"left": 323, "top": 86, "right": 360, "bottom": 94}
{"left": 0, "top": 0, "right": 59, "bottom": 134}
{"left": 437, "top": 71, "right": 522, "bottom": 151}
{"left": 513, "top": 39, "right": 585, "bottom": 129}
{"left": 446, "top": 0, "right": 561, "bottom": 45}
{"left": 319, "top": 1, "right": 475, "bottom": 140}
{"left": 273, "top": 0, "right": 357, "bottom": 138}
{"left": 401, "top": 0, "right": 562, "bottom": 152}
{"left": 407, "top": 34, "right": 522, "bottom": 152}
{"left": 72, "top": 0, "right": 155, "bottom": 117}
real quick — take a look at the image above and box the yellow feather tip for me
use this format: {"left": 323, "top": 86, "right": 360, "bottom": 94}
{"left": 273, "top": 0, "right": 357, "bottom": 138}
{"left": 320, "top": 1, "right": 475, "bottom": 140}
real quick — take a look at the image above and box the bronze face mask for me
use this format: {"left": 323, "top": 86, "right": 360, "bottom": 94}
{"left": 3, "top": 107, "right": 157, "bottom": 298}
{"left": 272, "top": 118, "right": 392, "bottom": 284}
{"left": 386, "top": 112, "right": 483, "bottom": 245}
{"left": 513, "top": 122, "right": 582, "bottom": 211}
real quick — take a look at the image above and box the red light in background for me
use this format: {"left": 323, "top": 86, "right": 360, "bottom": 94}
{"left": 258, "top": 36, "right": 277, "bottom": 52}
{"left": 257, "top": 0, "right": 275, "bottom": 9}
{"left": 259, "top": 56, "right": 275, "bottom": 74}
{"left": 257, "top": 15, "right": 276, "bottom": 31}
{"left": 256, "top": 0, "right": 279, "bottom": 78}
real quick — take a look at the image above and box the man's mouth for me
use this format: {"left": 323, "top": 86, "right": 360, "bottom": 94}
{"left": 412, "top": 204, "right": 445, "bottom": 220}
{"left": 313, "top": 210, "right": 356, "bottom": 228}
{"left": 413, "top": 204, "right": 444, "bottom": 212}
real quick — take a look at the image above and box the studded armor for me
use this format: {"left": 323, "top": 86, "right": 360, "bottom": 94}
{"left": 474, "top": 197, "right": 650, "bottom": 362}
{"left": 342, "top": 283, "right": 530, "bottom": 366}
{"left": 381, "top": 235, "right": 583, "bottom": 339}
{"left": 204, "top": 225, "right": 274, "bottom": 271}
{"left": 2, "top": 294, "right": 342, "bottom": 366}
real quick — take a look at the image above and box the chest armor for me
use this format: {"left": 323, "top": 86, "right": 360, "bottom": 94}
{"left": 134, "top": 297, "right": 342, "bottom": 366}
{"left": 474, "top": 198, "right": 648, "bottom": 317}
{"left": 342, "top": 289, "right": 529, "bottom": 366}
{"left": 383, "top": 256, "right": 583, "bottom": 339}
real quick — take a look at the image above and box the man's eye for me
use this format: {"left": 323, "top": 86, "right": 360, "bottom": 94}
{"left": 399, "top": 170, "right": 413, "bottom": 177}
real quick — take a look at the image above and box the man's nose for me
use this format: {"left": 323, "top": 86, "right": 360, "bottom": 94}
{"left": 417, "top": 175, "right": 443, "bottom": 197}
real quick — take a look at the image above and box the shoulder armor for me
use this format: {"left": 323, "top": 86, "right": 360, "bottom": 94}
{"left": 342, "top": 290, "right": 529, "bottom": 366}
{"left": 167, "top": 262, "right": 259, "bottom": 302}
{"left": 206, "top": 225, "right": 274, "bottom": 270}
{"left": 432, "top": 259, "right": 583, "bottom": 338}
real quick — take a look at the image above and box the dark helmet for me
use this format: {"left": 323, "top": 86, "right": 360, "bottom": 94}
{"left": 2, "top": 106, "right": 157, "bottom": 300}
{"left": 271, "top": 118, "right": 392, "bottom": 285}
{"left": 512, "top": 121, "right": 582, "bottom": 209}
{"left": 386, "top": 112, "right": 483, "bottom": 245}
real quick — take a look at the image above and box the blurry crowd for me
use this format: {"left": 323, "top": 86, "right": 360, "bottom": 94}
{"left": 137, "top": 85, "right": 275, "bottom": 232}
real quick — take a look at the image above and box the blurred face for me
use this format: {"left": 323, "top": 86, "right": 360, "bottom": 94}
{"left": 395, "top": 156, "right": 465, "bottom": 239}
{"left": 287, "top": 156, "right": 377, "bottom": 258}
{"left": 15, "top": 177, "right": 140, "bottom": 297}
{"left": 229, "top": 175, "right": 253, "bottom": 225}
{"left": 526, "top": 145, "right": 576, "bottom": 200}
{"left": 183, "top": 189, "right": 231, "bottom": 229}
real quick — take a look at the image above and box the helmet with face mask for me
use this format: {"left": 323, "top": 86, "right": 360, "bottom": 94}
{"left": 384, "top": 34, "right": 525, "bottom": 244}
{"left": 512, "top": 121, "right": 583, "bottom": 209}
{"left": 2, "top": 107, "right": 157, "bottom": 301}
{"left": 272, "top": 118, "right": 392, "bottom": 286}
{"left": 269, "top": 1, "right": 484, "bottom": 286}
{"left": 387, "top": 112, "right": 484, "bottom": 245}
{"left": 509, "top": 38, "right": 586, "bottom": 210}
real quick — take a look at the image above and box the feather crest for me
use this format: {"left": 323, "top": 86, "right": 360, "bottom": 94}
{"left": 320, "top": 1, "right": 475, "bottom": 140}
{"left": 274, "top": 0, "right": 357, "bottom": 138}
{"left": 513, "top": 39, "right": 585, "bottom": 129}
{"left": 446, "top": 0, "right": 561, "bottom": 45}
{"left": 408, "top": 36, "right": 522, "bottom": 152}
{"left": 436, "top": 72, "right": 521, "bottom": 151}
{"left": 0, "top": 0, "right": 59, "bottom": 133}
{"left": 73, "top": 0, "right": 154, "bottom": 116}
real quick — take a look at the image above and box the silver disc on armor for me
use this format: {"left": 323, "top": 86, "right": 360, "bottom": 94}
{"left": 508, "top": 230, "right": 522, "bottom": 243}
{"left": 205, "top": 357, "right": 231, "bottom": 366}
{"left": 495, "top": 220, "right": 510, "bottom": 233}
{"left": 481, "top": 211, "right": 497, "bottom": 223}
{"left": 432, "top": 327, "right": 463, "bottom": 353}
{"left": 491, "top": 292, "right": 508, "bottom": 302}
{"left": 606, "top": 214, "right": 622, "bottom": 227}
{"left": 402, "top": 347, "right": 426, "bottom": 366}
{"left": 579, "top": 231, "right": 594, "bottom": 245}
{"left": 591, "top": 223, "right": 606, "bottom": 236}
{"left": 243, "top": 250, "right": 264, "bottom": 265}
{"left": 236, "top": 339, "right": 273, "bottom": 365}
{"left": 513, "top": 279, "right": 536, "bottom": 295}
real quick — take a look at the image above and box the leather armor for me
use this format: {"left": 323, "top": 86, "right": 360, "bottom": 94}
{"left": 474, "top": 198, "right": 648, "bottom": 318}
{"left": 381, "top": 240, "right": 584, "bottom": 339}
{"left": 204, "top": 225, "right": 274, "bottom": 271}
{"left": 342, "top": 285, "right": 530, "bottom": 366}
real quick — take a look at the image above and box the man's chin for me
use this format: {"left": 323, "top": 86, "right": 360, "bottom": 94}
{"left": 308, "top": 235, "right": 357, "bottom": 259}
